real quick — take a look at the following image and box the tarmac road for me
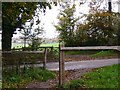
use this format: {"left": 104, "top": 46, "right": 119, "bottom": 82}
{"left": 2, "top": 58, "right": 119, "bottom": 72}
{"left": 36, "top": 58, "right": 119, "bottom": 71}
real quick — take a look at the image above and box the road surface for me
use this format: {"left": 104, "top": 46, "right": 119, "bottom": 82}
{"left": 36, "top": 58, "right": 119, "bottom": 71}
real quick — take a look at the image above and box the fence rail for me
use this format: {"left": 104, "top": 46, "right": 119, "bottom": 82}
{"left": 2, "top": 49, "right": 48, "bottom": 70}
{"left": 61, "top": 46, "right": 120, "bottom": 51}
{"left": 59, "top": 44, "right": 120, "bottom": 87}
{"left": 2, "top": 51, "right": 44, "bottom": 54}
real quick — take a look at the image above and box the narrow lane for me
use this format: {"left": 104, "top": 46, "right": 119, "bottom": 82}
{"left": 39, "top": 58, "right": 119, "bottom": 71}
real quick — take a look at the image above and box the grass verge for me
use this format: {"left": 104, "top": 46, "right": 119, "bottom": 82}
{"left": 65, "top": 50, "right": 118, "bottom": 58}
{"left": 65, "top": 50, "right": 100, "bottom": 55}
{"left": 64, "top": 64, "right": 119, "bottom": 89}
{"left": 90, "top": 50, "right": 118, "bottom": 58}
{"left": 3, "top": 67, "right": 55, "bottom": 88}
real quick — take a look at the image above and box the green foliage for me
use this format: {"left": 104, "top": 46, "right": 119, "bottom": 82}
{"left": 55, "top": 4, "right": 79, "bottom": 46}
{"left": 20, "top": 18, "right": 44, "bottom": 49}
{"left": 64, "top": 64, "right": 119, "bottom": 88}
{"left": 28, "top": 38, "right": 42, "bottom": 51}
{"left": 3, "top": 67, "right": 55, "bottom": 88}
{"left": 76, "top": 11, "right": 120, "bottom": 46}
{"left": 56, "top": 2, "right": 120, "bottom": 46}
{"left": 2, "top": 2, "right": 52, "bottom": 50}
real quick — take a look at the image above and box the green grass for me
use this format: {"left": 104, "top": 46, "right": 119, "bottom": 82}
{"left": 3, "top": 67, "right": 55, "bottom": 88}
{"left": 40, "top": 42, "right": 59, "bottom": 47}
{"left": 65, "top": 50, "right": 100, "bottom": 55}
{"left": 12, "top": 43, "right": 24, "bottom": 48}
{"left": 1, "top": 42, "right": 59, "bottom": 49}
{"left": 11, "top": 42, "right": 59, "bottom": 49}
{"left": 90, "top": 50, "right": 118, "bottom": 58}
{"left": 65, "top": 50, "right": 118, "bottom": 58}
{"left": 64, "top": 64, "right": 119, "bottom": 89}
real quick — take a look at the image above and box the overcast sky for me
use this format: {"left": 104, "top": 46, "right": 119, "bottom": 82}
{"left": 7, "top": 0, "right": 120, "bottom": 39}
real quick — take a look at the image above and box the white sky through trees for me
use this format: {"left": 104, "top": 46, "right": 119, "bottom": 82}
{"left": 11, "top": 0, "right": 118, "bottom": 39}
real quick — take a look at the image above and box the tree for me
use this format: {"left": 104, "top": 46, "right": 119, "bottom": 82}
{"left": 28, "top": 37, "right": 42, "bottom": 51}
{"left": 28, "top": 25, "right": 43, "bottom": 50}
{"left": 55, "top": 4, "right": 79, "bottom": 46}
{"left": 20, "top": 20, "right": 43, "bottom": 50}
{"left": 20, "top": 13, "right": 44, "bottom": 48}
{"left": 76, "top": 11, "right": 120, "bottom": 46}
{"left": 2, "top": 2, "right": 52, "bottom": 51}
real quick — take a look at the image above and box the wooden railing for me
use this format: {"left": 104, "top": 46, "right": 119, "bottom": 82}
{"left": 11, "top": 46, "right": 55, "bottom": 61}
{"left": 2, "top": 48, "right": 48, "bottom": 70}
{"left": 59, "top": 43, "right": 120, "bottom": 86}
{"left": 61, "top": 46, "right": 120, "bottom": 51}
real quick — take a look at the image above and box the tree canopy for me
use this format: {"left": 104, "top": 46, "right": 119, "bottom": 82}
{"left": 77, "top": 11, "right": 120, "bottom": 46}
{"left": 55, "top": 1, "right": 119, "bottom": 46}
{"left": 55, "top": 4, "right": 79, "bottom": 46}
{"left": 2, "top": 2, "right": 52, "bottom": 51}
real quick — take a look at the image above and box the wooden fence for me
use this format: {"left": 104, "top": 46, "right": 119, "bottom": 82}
{"left": 59, "top": 43, "right": 120, "bottom": 86}
{"left": 2, "top": 48, "right": 48, "bottom": 70}
{"left": 11, "top": 46, "right": 55, "bottom": 61}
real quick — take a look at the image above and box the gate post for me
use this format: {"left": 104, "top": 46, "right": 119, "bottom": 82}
{"left": 43, "top": 48, "right": 47, "bottom": 69}
{"left": 59, "top": 42, "right": 65, "bottom": 87}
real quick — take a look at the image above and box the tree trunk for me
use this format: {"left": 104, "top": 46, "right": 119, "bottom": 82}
{"left": 2, "top": 29, "right": 12, "bottom": 51}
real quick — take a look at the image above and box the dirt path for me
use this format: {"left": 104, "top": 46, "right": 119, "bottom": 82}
{"left": 26, "top": 68, "right": 93, "bottom": 88}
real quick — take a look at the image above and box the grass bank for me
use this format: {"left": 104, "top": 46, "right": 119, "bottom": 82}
{"left": 3, "top": 68, "right": 55, "bottom": 88}
{"left": 65, "top": 50, "right": 118, "bottom": 58}
{"left": 64, "top": 64, "right": 119, "bottom": 89}
{"left": 90, "top": 50, "right": 119, "bottom": 58}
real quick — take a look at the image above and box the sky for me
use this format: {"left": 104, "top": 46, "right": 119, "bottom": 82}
{"left": 4, "top": 0, "right": 120, "bottom": 39}
{"left": 12, "top": 1, "right": 90, "bottom": 39}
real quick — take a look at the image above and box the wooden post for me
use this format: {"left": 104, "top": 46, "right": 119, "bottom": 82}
{"left": 59, "top": 42, "right": 65, "bottom": 87}
{"left": 43, "top": 48, "right": 47, "bottom": 69}
{"left": 51, "top": 46, "right": 54, "bottom": 61}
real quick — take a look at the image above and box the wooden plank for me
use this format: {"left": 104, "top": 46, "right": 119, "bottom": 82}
{"left": 61, "top": 46, "right": 120, "bottom": 51}
{"left": 2, "top": 51, "right": 44, "bottom": 54}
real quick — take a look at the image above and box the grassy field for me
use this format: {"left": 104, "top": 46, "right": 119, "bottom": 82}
{"left": 12, "top": 43, "right": 25, "bottom": 48}
{"left": 64, "top": 64, "right": 119, "bottom": 89}
{"left": 11, "top": 42, "right": 59, "bottom": 49}
{"left": 0, "top": 42, "right": 59, "bottom": 49}
{"left": 40, "top": 43, "right": 59, "bottom": 47}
